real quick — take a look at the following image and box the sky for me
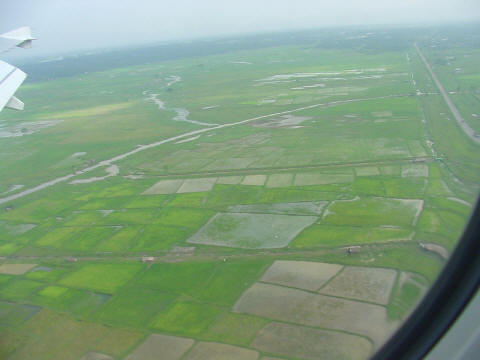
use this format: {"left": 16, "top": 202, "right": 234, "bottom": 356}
{"left": 1, "top": 0, "right": 479, "bottom": 58}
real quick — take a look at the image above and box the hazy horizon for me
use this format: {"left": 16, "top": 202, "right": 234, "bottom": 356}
{"left": 1, "top": 0, "right": 479, "bottom": 60}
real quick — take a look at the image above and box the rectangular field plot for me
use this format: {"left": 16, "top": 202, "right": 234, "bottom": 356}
{"left": 177, "top": 178, "right": 218, "bottom": 193}
{"left": 92, "top": 328, "right": 145, "bottom": 358}
{"left": 95, "top": 226, "right": 141, "bottom": 252}
{"left": 130, "top": 225, "right": 188, "bottom": 251}
{"left": 380, "top": 165, "right": 402, "bottom": 176}
{"left": 80, "top": 352, "right": 113, "bottom": 360}
{"left": 0, "top": 263, "right": 36, "bottom": 275}
{"left": 260, "top": 260, "right": 343, "bottom": 291}
{"left": 388, "top": 271, "right": 428, "bottom": 320}
{"left": 241, "top": 175, "right": 267, "bottom": 186}
{"left": 228, "top": 201, "right": 327, "bottom": 216}
{"left": 196, "top": 260, "right": 268, "bottom": 306}
{"left": 323, "top": 197, "right": 423, "bottom": 227}
{"left": 291, "top": 225, "right": 413, "bottom": 248}
{"left": 136, "top": 261, "right": 217, "bottom": 295}
{"left": 188, "top": 213, "right": 318, "bottom": 249}
{"left": 265, "top": 174, "right": 293, "bottom": 188}
{"left": 183, "top": 342, "right": 259, "bottom": 360}
{"left": 124, "top": 195, "right": 167, "bottom": 208}
{"left": 383, "top": 177, "right": 427, "bottom": 198}
{"left": 204, "top": 312, "right": 268, "bottom": 346}
{"left": 32, "top": 285, "right": 110, "bottom": 317}
{"left": 62, "top": 211, "right": 106, "bottom": 226}
{"left": 125, "top": 333, "right": 194, "bottom": 360}
{"left": 35, "top": 226, "right": 83, "bottom": 247}
{"left": 401, "top": 164, "right": 429, "bottom": 177}
{"left": 0, "top": 279, "right": 44, "bottom": 301}
{"left": 143, "top": 179, "right": 183, "bottom": 195}
{"left": 355, "top": 167, "right": 380, "bottom": 176}
{"left": 0, "top": 301, "right": 40, "bottom": 327}
{"left": 60, "top": 226, "right": 118, "bottom": 252}
{"left": 252, "top": 322, "right": 371, "bottom": 360}
{"left": 216, "top": 176, "right": 243, "bottom": 185}
{"left": 150, "top": 301, "right": 224, "bottom": 336}
{"left": 59, "top": 263, "right": 143, "bottom": 294}
{"left": 155, "top": 208, "right": 215, "bottom": 230}
{"left": 7, "top": 309, "right": 112, "bottom": 360}
{"left": 203, "top": 157, "right": 256, "bottom": 170}
{"left": 294, "top": 173, "right": 354, "bottom": 186}
{"left": 96, "top": 287, "right": 176, "bottom": 327}
{"left": 234, "top": 282, "right": 397, "bottom": 347}
{"left": 319, "top": 266, "right": 397, "bottom": 305}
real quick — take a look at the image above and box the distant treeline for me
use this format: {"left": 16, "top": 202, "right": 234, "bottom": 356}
{"left": 20, "top": 23, "right": 480, "bottom": 83}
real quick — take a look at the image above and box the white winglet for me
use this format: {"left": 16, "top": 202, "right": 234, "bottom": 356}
{"left": 1, "top": 26, "right": 35, "bottom": 41}
{"left": 0, "top": 60, "right": 27, "bottom": 112}
{"left": 6, "top": 96, "right": 24, "bottom": 110}
{"left": 0, "top": 27, "right": 35, "bottom": 111}
{"left": 1, "top": 26, "right": 36, "bottom": 48}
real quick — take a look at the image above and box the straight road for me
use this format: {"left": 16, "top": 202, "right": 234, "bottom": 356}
{"left": 415, "top": 43, "right": 480, "bottom": 145}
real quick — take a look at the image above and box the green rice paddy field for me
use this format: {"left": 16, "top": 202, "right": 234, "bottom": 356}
{"left": 0, "top": 25, "right": 479, "bottom": 360}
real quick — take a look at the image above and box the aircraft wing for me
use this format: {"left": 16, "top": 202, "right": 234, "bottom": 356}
{"left": 0, "top": 26, "right": 35, "bottom": 112}
{"left": 0, "top": 60, "right": 27, "bottom": 111}
{"left": 1, "top": 26, "right": 36, "bottom": 49}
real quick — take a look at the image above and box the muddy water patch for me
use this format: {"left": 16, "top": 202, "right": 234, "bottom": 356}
{"left": 69, "top": 165, "right": 119, "bottom": 184}
{"left": 253, "top": 114, "right": 312, "bottom": 128}
{"left": 201, "top": 105, "right": 220, "bottom": 110}
{"left": 419, "top": 242, "right": 449, "bottom": 260}
{"left": 145, "top": 92, "right": 217, "bottom": 126}
{"left": 72, "top": 152, "right": 87, "bottom": 157}
{"left": 229, "top": 61, "right": 253, "bottom": 65}
{"left": 291, "top": 83, "right": 326, "bottom": 90}
{"left": 146, "top": 93, "right": 165, "bottom": 109}
{"left": 123, "top": 174, "right": 144, "bottom": 180}
{"left": 0, "top": 120, "right": 63, "bottom": 138}
{"left": 172, "top": 107, "right": 218, "bottom": 126}
{"left": 30, "top": 266, "right": 52, "bottom": 272}
{"left": 165, "top": 75, "right": 181, "bottom": 87}
{"left": 3, "top": 222, "right": 37, "bottom": 235}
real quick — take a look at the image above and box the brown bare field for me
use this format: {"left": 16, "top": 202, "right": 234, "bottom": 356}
{"left": 80, "top": 352, "right": 114, "bottom": 360}
{"left": 125, "top": 334, "right": 194, "bottom": 360}
{"left": 0, "top": 264, "right": 37, "bottom": 275}
{"left": 177, "top": 178, "right": 218, "bottom": 193}
{"left": 260, "top": 260, "right": 343, "bottom": 291}
{"left": 241, "top": 175, "right": 267, "bottom": 186}
{"left": 234, "top": 282, "right": 397, "bottom": 348}
{"left": 265, "top": 174, "right": 294, "bottom": 188}
{"left": 319, "top": 266, "right": 397, "bottom": 305}
{"left": 252, "top": 322, "right": 371, "bottom": 360}
{"left": 294, "top": 173, "right": 354, "bottom": 186}
{"left": 143, "top": 180, "right": 183, "bottom": 195}
{"left": 216, "top": 176, "right": 243, "bottom": 185}
{"left": 183, "top": 342, "right": 259, "bottom": 360}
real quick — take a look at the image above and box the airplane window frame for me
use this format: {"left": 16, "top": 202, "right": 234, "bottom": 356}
{"left": 372, "top": 197, "right": 480, "bottom": 360}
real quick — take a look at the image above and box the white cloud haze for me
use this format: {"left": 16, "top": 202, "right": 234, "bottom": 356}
{"left": 1, "top": 0, "right": 479, "bottom": 57}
